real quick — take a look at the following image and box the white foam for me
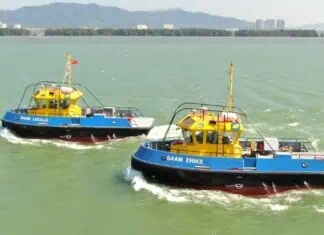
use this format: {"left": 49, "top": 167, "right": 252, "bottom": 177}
{"left": 314, "top": 206, "right": 324, "bottom": 213}
{"left": 0, "top": 128, "right": 113, "bottom": 150}
{"left": 264, "top": 108, "right": 272, "bottom": 113}
{"left": 124, "top": 167, "right": 293, "bottom": 212}
{"left": 267, "top": 204, "right": 289, "bottom": 211}
{"left": 288, "top": 122, "right": 300, "bottom": 127}
{"left": 123, "top": 167, "right": 188, "bottom": 203}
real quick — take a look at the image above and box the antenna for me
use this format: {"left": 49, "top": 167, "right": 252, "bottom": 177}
{"left": 227, "top": 63, "right": 234, "bottom": 112}
{"left": 67, "top": 52, "right": 72, "bottom": 87}
{"left": 61, "top": 52, "right": 73, "bottom": 87}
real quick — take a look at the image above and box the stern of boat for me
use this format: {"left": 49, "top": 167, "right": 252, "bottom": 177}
{"left": 129, "top": 117, "right": 155, "bottom": 130}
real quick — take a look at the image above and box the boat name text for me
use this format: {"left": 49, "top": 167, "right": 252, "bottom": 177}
{"left": 20, "top": 116, "right": 48, "bottom": 123}
{"left": 165, "top": 155, "right": 204, "bottom": 165}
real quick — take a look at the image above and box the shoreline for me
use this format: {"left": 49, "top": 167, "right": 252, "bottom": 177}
{"left": 0, "top": 28, "right": 320, "bottom": 37}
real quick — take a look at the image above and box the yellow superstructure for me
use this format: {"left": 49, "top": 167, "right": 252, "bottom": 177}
{"left": 27, "top": 53, "right": 84, "bottom": 117}
{"left": 171, "top": 63, "right": 244, "bottom": 158}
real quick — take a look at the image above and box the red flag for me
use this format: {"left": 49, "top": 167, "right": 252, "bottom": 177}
{"left": 71, "top": 59, "right": 79, "bottom": 65}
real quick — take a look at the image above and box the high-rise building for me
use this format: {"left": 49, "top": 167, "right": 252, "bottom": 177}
{"left": 13, "top": 24, "right": 22, "bottom": 29}
{"left": 0, "top": 21, "right": 8, "bottom": 29}
{"left": 264, "top": 19, "right": 276, "bottom": 30}
{"left": 137, "top": 25, "right": 148, "bottom": 30}
{"left": 276, "top": 20, "right": 285, "bottom": 30}
{"left": 255, "top": 19, "right": 264, "bottom": 30}
{"left": 163, "top": 24, "right": 174, "bottom": 30}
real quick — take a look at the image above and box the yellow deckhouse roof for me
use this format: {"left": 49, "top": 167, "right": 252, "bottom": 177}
{"left": 177, "top": 108, "right": 244, "bottom": 133}
{"left": 33, "top": 86, "right": 83, "bottom": 101}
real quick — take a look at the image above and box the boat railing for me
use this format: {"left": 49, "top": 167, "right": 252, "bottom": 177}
{"left": 12, "top": 108, "right": 29, "bottom": 115}
{"left": 292, "top": 153, "right": 324, "bottom": 160}
{"left": 115, "top": 107, "right": 144, "bottom": 117}
{"left": 162, "top": 102, "right": 248, "bottom": 144}
{"left": 172, "top": 102, "right": 247, "bottom": 117}
{"left": 239, "top": 137, "right": 315, "bottom": 152}
{"left": 90, "top": 107, "right": 144, "bottom": 117}
{"left": 145, "top": 139, "right": 258, "bottom": 158}
{"left": 16, "top": 81, "right": 105, "bottom": 112}
{"left": 146, "top": 140, "right": 254, "bottom": 157}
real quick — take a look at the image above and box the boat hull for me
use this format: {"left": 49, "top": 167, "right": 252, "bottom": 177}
{"left": 2, "top": 121, "right": 150, "bottom": 143}
{"left": 131, "top": 156, "right": 324, "bottom": 196}
{"left": 131, "top": 140, "right": 324, "bottom": 197}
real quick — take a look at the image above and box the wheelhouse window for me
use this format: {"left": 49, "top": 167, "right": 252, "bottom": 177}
{"left": 49, "top": 100, "right": 57, "bottom": 109}
{"left": 195, "top": 131, "right": 204, "bottom": 144}
{"left": 32, "top": 100, "right": 39, "bottom": 109}
{"left": 223, "top": 132, "right": 234, "bottom": 144}
{"left": 182, "top": 117, "right": 195, "bottom": 128}
{"left": 60, "top": 100, "right": 70, "bottom": 109}
{"left": 182, "top": 130, "right": 193, "bottom": 144}
{"left": 40, "top": 99, "right": 47, "bottom": 109}
{"left": 207, "top": 131, "right": 218, "bottom": 144}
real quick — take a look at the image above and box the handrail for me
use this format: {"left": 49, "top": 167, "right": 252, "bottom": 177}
{"left": 146, "top": 140, "right": 319, "bottom": 158}
{"left": 15, "top": 81, "right": 105, "bottom": 110}
{"left": 16, "top": 83, "right": 37, "bottom": 111}
{"left": 162, "top": 102, "right": 248, "bottom": 144}
{"left": 15, "top": 81, "right": 147, "bottom": 115}
{"left": 173, "top": 102, "right": 248, "bottom": 117}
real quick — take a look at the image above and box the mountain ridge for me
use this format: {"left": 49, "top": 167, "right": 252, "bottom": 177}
{"left": 0, "top": 2, "right": 251, "bottom": 29}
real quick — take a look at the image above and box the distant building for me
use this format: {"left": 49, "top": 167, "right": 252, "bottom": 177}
{"left": 276, "top": 20, "right": 285, "bottom": 30}
{"left": 255, "top": 19, "right": 264, "bottom": 30}
{"left": 0, "top": 21, "right": 8, "bottom": 29}
{"left": 137, "top": 25, "right": 148, "bottom": 30}
{"left": 247, "top": 23, "right": 256, "bottom": 30}
{"left": 226, "top": 28, "right": 239, "bottom": 32}
{"left": 163, "top": 24, "right": 174, "bottom": 30}
{"left": 264, "top": 19, "right": 276, "bottom": 30}
{"left": 13, "top": 24, "right": 22, "bottom": 29}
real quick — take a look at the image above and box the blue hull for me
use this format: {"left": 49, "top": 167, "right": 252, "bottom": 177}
{"left": 2, "top": 111, "right": 152, "bottom": 142}
{"left": 132, "top": 141, "right": 324, "bottom": 196}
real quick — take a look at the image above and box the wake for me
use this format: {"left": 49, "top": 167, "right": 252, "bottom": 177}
{"left": 124, "top": 167, "right": 324, "bottom": 213}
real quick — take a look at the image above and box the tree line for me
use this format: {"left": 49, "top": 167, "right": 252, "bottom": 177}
{"left": 44, "top": 28, "right": 232, "bottom": 37}
{"left": 0, "top": 28, "right": 320, "bottom": 37}
{"left": 44, "top": 28, "right": 320, "bottom": 37}
{"left": 0, "top": 28, "right": 31, "bottom": 36}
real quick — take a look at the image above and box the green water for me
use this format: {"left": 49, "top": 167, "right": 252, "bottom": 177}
{"left": 1, "top": 37, "right": 324, "bottom": 234}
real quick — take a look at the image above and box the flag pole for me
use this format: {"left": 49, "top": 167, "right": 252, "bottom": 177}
{"left": 227, "top": 63, "right": 234, "bottom": 112}
{"left": 67, "top": 52, "right": 72, "bottom": 87}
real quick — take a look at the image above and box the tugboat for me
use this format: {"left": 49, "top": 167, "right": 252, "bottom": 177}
{"left": 131, "top": 64, "right": 324, "bottom": 196}
{"left": 1, "top": 53, "right": 155, "bottom": 143}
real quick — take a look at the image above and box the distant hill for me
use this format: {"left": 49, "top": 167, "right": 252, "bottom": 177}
{"left": 0, "top": 2, "right": 250, "bottom": 29}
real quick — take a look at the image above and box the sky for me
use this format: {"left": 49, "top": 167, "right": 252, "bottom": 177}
{"left": 1, "top": 0, "right": 324, "bottom": 27}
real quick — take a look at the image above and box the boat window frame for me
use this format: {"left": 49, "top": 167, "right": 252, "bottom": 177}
{"left": 48, "top": 99, "right": 58, "bottom": 109}
{"left": 223, "top": 132, "right": 235, "bottom": 145}
{"left": 40, "top": 99, "right": 47, "bottom": 109}
{"left": 195, "top": 131, "right": 204, "bottom": 144}
{"left": 207, "top": 131, "right": 218, "bottom": 144}
{"left": 60, "top": 99, "right": 70, "bottom": 109}
{"left": 32, "top": 99, "right": 40, "bottom": 109}
{"left": 182, "top": 129, "right": 194, "bottom": 144}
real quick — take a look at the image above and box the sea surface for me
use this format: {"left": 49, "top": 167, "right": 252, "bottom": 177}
{"left": 1, "top": 36, "right": 324, "bottom": 234}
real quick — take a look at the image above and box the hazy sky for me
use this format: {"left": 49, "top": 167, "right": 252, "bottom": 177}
{"left": 2, "top": 0, "right": 323, "bottom": 26}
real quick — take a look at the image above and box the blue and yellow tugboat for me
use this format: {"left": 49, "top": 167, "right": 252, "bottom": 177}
{"left": 132, "top": 64, "right": 324, "bottom": 196}
{"left": 1, "top": 53, "right": 155, "bottom": 143}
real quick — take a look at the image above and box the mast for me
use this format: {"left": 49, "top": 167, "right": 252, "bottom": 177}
{"left": 66, "top": 52, "right": 72, "bottom": 87}
{"left": 227, "top": 63, "right": 234, "bottom": 112}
